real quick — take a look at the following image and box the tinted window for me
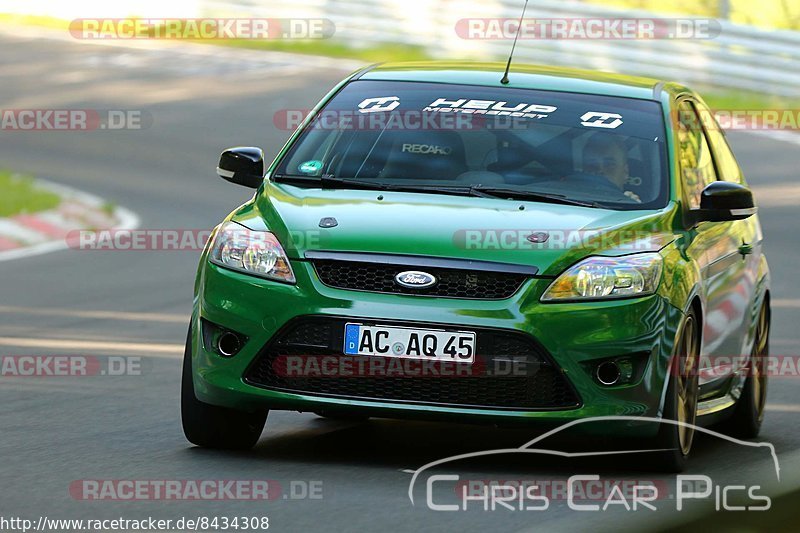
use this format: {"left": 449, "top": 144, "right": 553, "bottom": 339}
{"left": 676, "top": 100, "right": 718, "bottom": 209}
{"left": 276, "top": 81, "right": 669, "bottom": 210}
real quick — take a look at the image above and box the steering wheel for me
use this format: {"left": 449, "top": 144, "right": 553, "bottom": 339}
{"left": 563, "top": 172, "right": 630, "bottom": 199}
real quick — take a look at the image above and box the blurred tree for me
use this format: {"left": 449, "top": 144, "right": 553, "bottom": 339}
{"left": 585, "top": 0, "right": 800, "bottom": 30}
{"left": 779, "top": 0, "right": 800, "bottom": 30}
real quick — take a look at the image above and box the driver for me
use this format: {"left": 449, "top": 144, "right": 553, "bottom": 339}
{"left": 582, "top": 134, "right": 641, "bottom": 202}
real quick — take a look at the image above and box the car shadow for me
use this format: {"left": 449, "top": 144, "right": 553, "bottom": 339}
{"left": 186, "top": 415, "right": 746, "bottom": 476}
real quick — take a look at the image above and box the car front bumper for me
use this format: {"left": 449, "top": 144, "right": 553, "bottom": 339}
{"left": 191, "top": 259, "right": 684, "bottom": 437}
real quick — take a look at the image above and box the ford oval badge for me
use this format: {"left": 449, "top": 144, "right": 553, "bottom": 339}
{"left": 394, "top": 271, "right": 437, "bottom": 289}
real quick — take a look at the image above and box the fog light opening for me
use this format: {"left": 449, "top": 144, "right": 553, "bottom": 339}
{"left": 217, "top": 331, "right": 243, "bottom": 357}
{"left": 596, "top": 361, "right": 621, "bottom": 386}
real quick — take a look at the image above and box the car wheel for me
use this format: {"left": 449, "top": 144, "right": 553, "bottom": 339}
{"left": 654, "top": 310, "right": 700, "bottom": 472}
{"left": 723, "top": 299, "right": 770, "bottom": 438}
{"left": 181, "top": 325, "right": 267, "bottom": 449}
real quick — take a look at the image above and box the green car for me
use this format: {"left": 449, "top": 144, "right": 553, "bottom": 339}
{"left": 182, "top": 62, "right": 770, "bottom": 470}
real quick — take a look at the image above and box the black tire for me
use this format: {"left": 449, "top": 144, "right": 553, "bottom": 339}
{"left": 653, "top": 310, "right": 700, "bottom": 472}
{"left": 181, "top": 326, "right": 267, "bottom": 449}
{"left": 723, "top": 299, "right": 770, "bottom": 439}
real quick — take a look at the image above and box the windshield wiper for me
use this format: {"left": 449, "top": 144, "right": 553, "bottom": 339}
{"left": 274, "top": 174, "right": 400, "bottom": 191}
{"left": 468, "top": 186, "right": 601, "bottom": 208}
{"left": 319, "top": 175, "right": 396, "bottom": 190}
{"left": 273, "top": 175, "right": 601, "bottom": 207}
{"left": 275, "top": 174, "right": 485, "bottom": 196}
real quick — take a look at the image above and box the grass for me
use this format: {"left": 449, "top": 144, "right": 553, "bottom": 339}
{"left": 0, "top": 171, "right": 61, "bottom": 218}
{"left": 202, "top": 39, "right": 433, "bottom": 63}
{"left": 0, "top": 13, "right": 68, "bottom": 30}
{"left": 585, "top": 0, "right": 800, "bottom": 31}
{"left": 0, "top": 14, "right": 433, "bottom": 63}
{"left": 100, "top": 201, "right": 117, "bottom": 217}
{"left": 699, "top": 88, "right": 794, "bottom": 110}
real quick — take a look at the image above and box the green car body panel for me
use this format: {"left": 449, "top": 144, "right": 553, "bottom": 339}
{"left": 188, "top": 62, "right": 770, "bottom": 437}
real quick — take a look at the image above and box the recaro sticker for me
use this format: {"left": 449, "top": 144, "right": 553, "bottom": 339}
{"left": 401, "top": 144, "right": 452, "bottom": 155}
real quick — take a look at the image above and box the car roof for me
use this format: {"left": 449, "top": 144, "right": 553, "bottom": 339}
{"left": 358, "top": 62, "right": 671, "bottom": 101}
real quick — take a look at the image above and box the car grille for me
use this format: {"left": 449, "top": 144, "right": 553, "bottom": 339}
{"left": 244, "top": 317, "right": 581, "bottom": 411}
{"left": 311, "top": 260, "right": 528, "bottom": 299}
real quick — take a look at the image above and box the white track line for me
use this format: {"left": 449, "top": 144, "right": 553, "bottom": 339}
{"left": 0, "top": 305, "right": 187, "bottom": 323}
{"left": 766, "top": 404, "right": 800, "bottom": 413}
{"left": 773, "top": 299, "right": 800, "bottom": 309}
{"left": 0, "top": 337, "right": 183, "bottom": 356}
{"left": 744, "top": 130, "right": 800, "bottom": 148}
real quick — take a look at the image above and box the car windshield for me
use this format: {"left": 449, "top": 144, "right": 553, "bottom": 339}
{"left": 275, "top": 80, "right": 669, "bottom": 210}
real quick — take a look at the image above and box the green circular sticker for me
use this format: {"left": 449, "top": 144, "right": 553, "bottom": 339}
{"left": 298, "top": 160, "right": 323, "bottom": 175}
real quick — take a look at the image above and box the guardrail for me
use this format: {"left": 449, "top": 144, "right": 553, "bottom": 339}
{"left": 201, "top": 0, "right": 800, "bottom": 97}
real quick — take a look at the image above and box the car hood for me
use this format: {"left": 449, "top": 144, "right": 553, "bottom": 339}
{"left": 233, "top": 182, "right": 678, "bottom": 277}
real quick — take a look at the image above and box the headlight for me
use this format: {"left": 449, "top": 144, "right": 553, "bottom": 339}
{"left": 541, "top": 253, "right": 662, "bottom": 302}
{"left": 209, "top": 221, "right": 295, "bottom": 283}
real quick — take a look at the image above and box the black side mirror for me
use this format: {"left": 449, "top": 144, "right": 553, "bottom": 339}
{"left": 690, "top": 181, "right": 756, "bottom": 224}
{"left": 217, "top": 147, "right": 265, "bottom": 188}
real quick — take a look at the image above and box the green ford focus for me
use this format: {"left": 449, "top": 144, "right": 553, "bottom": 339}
{"left": 182, "top": 62, "right": 770, "bottom": 470}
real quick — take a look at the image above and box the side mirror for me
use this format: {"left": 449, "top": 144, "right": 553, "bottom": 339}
{"left": 690, "top": 181, "right": 756, "bottom": 224}
{"left": 216, "top": 147, "right": 265, "bottom": 188}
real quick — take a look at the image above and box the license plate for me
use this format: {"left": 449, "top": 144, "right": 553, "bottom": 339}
{"left": 343, "top": 323, "right": 475, "bottom": 363}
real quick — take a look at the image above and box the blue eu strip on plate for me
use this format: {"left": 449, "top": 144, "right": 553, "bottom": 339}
{"left": 344, "top": 323, "right": 360, "bottom": 354}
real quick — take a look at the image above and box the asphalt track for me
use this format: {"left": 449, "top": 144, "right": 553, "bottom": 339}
{"left": 2, "top": 28, "right": 800, "bottom": 532}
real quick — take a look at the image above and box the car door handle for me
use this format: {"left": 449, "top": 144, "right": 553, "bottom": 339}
{"left": 738, "top": 242, "right": 753, "bottom": 256}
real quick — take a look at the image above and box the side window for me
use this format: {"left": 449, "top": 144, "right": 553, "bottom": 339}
{"left": 693, "top": 101, "right": 744, "bottom": 184}
{"left": 676, "top": 100, "right": 718, "bottom": 209}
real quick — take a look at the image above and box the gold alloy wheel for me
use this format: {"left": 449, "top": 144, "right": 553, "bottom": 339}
{"left": 752, "top": 303, "right": 770, "bottom": 422}
{"left": 676, "top": 316, "right": 700, "bottom": 456}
